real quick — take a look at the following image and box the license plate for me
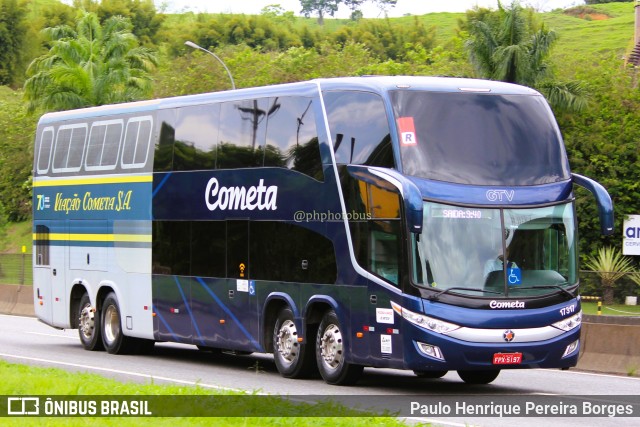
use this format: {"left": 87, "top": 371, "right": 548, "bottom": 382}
{"left": 493, "top": 352, "right": 523, "bottom": 365}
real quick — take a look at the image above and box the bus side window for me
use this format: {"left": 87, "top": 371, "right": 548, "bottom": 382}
{"left": 52, "top": 124, "right": 87, "bottom": 173}
{"left": 217, "top": 99, "right": 269, "bottom": 169}
{"left": 264, "top": 97, "right": 323, "bottom": 181}
{"left": 36, "top": 127, "right": 54, "bottom": 175}
{"left": 35, "top": 225, "right": 50, "bottom": 266}
{"left": 323, "top": 91, "right": 395, "bottom": 168}
{"left": 154, "top": 110, "right": 176, "bottom": 172}
{"left": 173, "top": 104, "right": 220, "bottom": 171}
{"left": 249, "top": 221, "right": 337, "bottom": 284}
{"left": 152, "top": 221, "right": 190, "bottom": 275}
{"left": 341, "top": 168, "right": 402, "bottom": 287}
{"left": 122, "top": 116, "right": 153, "bottom": 170}
{"left": 85, "top": 120, "right": 123, "bottom": 171}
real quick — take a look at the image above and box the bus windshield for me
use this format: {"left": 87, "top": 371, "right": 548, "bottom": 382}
{"left": 390, "top": 90, "right": 570, "bottom": 186}
{"left": 412, "top": 202, "right": 577, "bottom": 298}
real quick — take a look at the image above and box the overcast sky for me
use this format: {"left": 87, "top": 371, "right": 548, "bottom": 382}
{"left": 156, "top": 0, "right": 587, "bottom": 17}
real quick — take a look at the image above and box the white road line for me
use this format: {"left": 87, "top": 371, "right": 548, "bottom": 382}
{"left": 0, "top": 352, "right": 250, "bottom": 393}
{"left": 25, "top": 331, "right": 76, "bottom": 340}
{"left": 538, "top": 368, "right": 640, "bottom": 381}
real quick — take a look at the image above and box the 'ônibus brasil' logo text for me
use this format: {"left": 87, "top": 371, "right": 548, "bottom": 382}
{"left": 205, "top": 177, "right": 278, "bottom": 211}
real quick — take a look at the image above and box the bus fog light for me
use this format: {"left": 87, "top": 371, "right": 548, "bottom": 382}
{"left": 417, "top": 342, "right": 445, "bottom": 361}
{"left": 562, "top": 339, "right": 579, "bottom": 358}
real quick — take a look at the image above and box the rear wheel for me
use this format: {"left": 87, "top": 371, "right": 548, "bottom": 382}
{"left": 101, "top": 292, "right": 137, "bottom": 354}
{"left": 316, "top": 310, "right": 363, "bottom": 385}
{"left": 273, "top": 307, "right": 316, "bottom": 378}
{"left": 457, "top": 369, "right": 500, "bottom": 384}
{"left": 78, "top": 293, "right": 103, "bottom": 351}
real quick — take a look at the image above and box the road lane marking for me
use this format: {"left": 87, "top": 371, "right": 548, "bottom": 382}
{"left": 25, "top": 331, "right": 76, "bottom": 340}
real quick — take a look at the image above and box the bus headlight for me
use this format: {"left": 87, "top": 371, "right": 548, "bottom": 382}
{"left": 391, "top": 301, "right": 460, "bottom": 334}
{"left": 552, "top": 311, "right": 582, "bottom": 332}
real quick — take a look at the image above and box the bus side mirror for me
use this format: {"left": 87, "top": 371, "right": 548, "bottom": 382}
{"left": 347, "top": 166, "right": 423, "bottom": 234}
{"left": 572, "top": 173, "right": 614, "bottom": 236}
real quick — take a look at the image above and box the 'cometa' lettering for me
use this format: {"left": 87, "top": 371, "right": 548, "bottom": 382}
{"left": 490, "top": 300, "right": 525, "bottom": 309}
{"left": 205, "top": 177, "right": 278, "bottom": 211}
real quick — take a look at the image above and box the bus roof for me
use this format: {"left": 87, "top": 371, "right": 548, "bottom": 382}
{"left": 36, "top": 76, "right": 540, "bottom": 125}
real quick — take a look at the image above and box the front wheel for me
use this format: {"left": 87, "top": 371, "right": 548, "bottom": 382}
{"left": 78, "top": 293, "right": 103, "bottom": 351}
{"left": 457, "top": 369, "right": 500, "bottom": 384}
{"left": 273, "top": 307, "right": 316, "bottom": 378}
{"left": 316, "top": 310, "right": 363, "bottom": 385}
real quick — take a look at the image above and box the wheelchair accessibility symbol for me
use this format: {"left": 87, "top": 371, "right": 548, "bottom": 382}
{"left": 507, "top": 267, "right": 522, "bottom": 286}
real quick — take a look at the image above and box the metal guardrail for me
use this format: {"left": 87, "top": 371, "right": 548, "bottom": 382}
{"left": 0, "top": 253, "right": 32, "bottom": 286}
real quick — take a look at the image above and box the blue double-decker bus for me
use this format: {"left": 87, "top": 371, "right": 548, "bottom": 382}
{"left": 33, "top": 76, "right": 613, "bottom": 385}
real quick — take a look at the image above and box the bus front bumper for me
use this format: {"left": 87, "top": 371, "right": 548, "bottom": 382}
{"left": 404, "top": 326, "right": 580, "bottom": 371}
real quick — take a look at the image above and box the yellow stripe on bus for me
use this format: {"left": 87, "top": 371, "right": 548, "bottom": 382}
{"left": 33, "top": 175, "right": 153, "bottom": 187}
{"left": 34, "top": 233, "right": 152, "bottom": 243}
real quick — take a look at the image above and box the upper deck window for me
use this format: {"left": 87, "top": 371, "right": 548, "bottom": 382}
{"left": 217, "top": 99, "right": 269, "bottom": 169}
{"left": 173, "top": 105, "right": 219, "bottom": 171}
{"left": 324, "top": 91, "right": 394, "bottom": 168}
{"left": 37, "top": 127, "right": 54, "bottom": 174}
{"left": 121, "top": 116, "right": 153, "bottom": 169}
{"left": 85, "top": 120, "right": 123, "bottom": 170}
{"left": 264, "top": 97, "right": 323, "bottom": 180}
{"left": 52, "top": 124, "right": 87, "bottom": 173}
{"left": 390, "top": 91, "right": 570, "bottom": 185}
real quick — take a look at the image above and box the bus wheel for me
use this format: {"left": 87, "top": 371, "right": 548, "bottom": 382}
{"left": 273, "top": 307, "right": 316, "bottom": 378}
{"left": 457, "top": 369, "right": 500, "bottom": 384}
{"left": 414, "top": 370, "right": 448, "bottom": 379}
{"left": 316, "top": 310, "right": 363, "bottom": 385}
{"left": 78, "top": 293, "right": 103, "bottom": 351}
{"left": 101, "top": 292, "right": 135, "bottom": 355}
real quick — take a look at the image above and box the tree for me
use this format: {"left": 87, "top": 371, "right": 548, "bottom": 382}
{"left": 584, "top": 246, "right": 633, "bottom": 305}
{"left": 300, "top": 0, "right": 340, "bottom": 25}
{"left": 370, "top": 0, "right": 397, "bottom": 17}
{"left": 0, "top": 0, "right": 29, "bottom": 87}
{"left": 23, "top": 12, "right": 157, "bottom": 113}
{"left": 95, "top": 0, "right": 164, "bottom": 45}
{"left": 464, "top": 1, "right": 586, "bottom": 112}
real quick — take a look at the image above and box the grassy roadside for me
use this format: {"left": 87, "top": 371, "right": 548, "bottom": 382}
{"left": 581, "top": 301, "right": 640, "bottom": 316}
{"left": 0, "top": 360, "right": 415, "bottom": 426}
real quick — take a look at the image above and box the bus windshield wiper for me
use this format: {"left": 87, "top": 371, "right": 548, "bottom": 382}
{"left": 429, "top": 287, "right": 501, "bottom": 301}
{"left": 510, "top": 285, "right": 575, "bottom": 299}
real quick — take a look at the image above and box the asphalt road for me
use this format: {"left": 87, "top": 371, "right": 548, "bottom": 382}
{"left": 1, "top": 313, "right": 639, "bottom": 426}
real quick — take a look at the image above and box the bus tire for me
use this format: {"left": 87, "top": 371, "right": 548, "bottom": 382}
{"left": 273, "top": 307, "right": 316, "bottom": 378}
{"left": 457, "top": 369, "right": 500, "bottom": 384}
{"left": 316, "top": 310, "right": 363, "bottom": 385}
{"left": 101, "top": 292, "right": 136, "bottom": 355}
{"left": 78, "top": 293, "right": 104, "bottom": 351}
{"left": 414, "top": 370, "right": 448, "bottom": 379}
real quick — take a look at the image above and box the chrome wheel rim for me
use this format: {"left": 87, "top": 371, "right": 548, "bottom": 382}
{"left": 103, "top": 304, "right": 120, "bottom": 345}
{"left": 79, "top": 304, "right": 94, "bottom": 341}
{"left": 319, "top": 323, "right": 343, "bottom": 370}
{"left": 276, "top": 319, "right": 299, "bottom": 365}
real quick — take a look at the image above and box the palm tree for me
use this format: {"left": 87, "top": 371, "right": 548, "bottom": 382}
{"left": 465, "top": 1, "right": 586, "bottom": 112}
{"left": 584, "top": 246, "right": 633, "bottom": 305}
{"left": 24, "top": 12, "right": 157, "bottom": 113}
